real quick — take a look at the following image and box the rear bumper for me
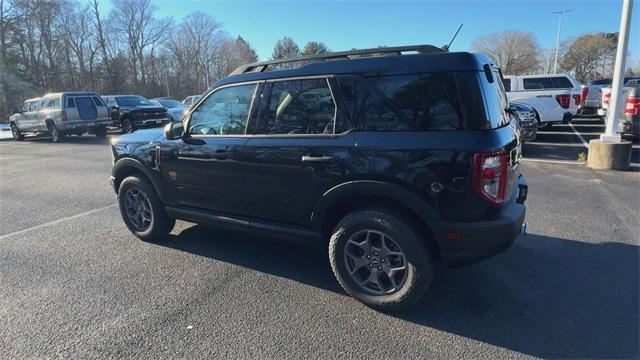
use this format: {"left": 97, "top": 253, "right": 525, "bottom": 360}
{"left": 431, "top": 176, "right": 528, "bottom": 267}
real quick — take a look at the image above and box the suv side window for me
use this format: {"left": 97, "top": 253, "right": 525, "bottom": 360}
{"left": 21, "top": 102, "right": 30, "bottom": 112}
{"left": 256, "top": 78, "right": 336, "bottom": 135}
{"left": 28, "top": 101, "right": 40, "bottom": 112}
{"left": 67, "top": 97, "right": 76, "bottom": 108}
{"left": 339, "top": 73, "right": 466, "bottom": 131}
{"left": 188, "top": 84, "right": 256, "bottom": 136}
{"left": 551, "top": 77, "right": 573, "bottom": 88}
{"left": 502, "top": 78, "right": 511, "bottom": 92}
{"left": 523, "top": 77, "right": 553, "bottom": 90}
{"left": 106, "top": 97, "right": 117, "bottom": 107}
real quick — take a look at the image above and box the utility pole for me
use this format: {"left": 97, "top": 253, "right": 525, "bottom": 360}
{"left": 601, "top": 0, "right": 633, "bottom": 142}
{"left": 552, "top": 9, "right": 572, "bottom": 74}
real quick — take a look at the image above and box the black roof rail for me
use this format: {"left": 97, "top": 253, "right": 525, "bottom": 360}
{"left": 230, "top": 44, "right": 446, "bottom": 75}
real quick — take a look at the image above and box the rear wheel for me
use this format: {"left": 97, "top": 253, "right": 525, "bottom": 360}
{"left": 10, "top": 123, "right": 24, "bottom": 141}
{"left": 118, "top": 175, "right": 175, "bottom": 241}
{"left": 329, "top": 209, "right": 433, "bottom": 311}
{"left": 48, "top": 124, "right": 63, "bottom": 142}
{"left": 94, "top": 126, "right": 107, "bottom": 138}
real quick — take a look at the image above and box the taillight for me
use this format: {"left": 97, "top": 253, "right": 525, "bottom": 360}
{"left": 472, "top": 152, "right": 508, "bottom": 206}
{"left": 626, "top": 97, "right": 640, "bottom": 116}
{"left": 603, "top": 93, "right": 611, "bottom": 107}
{"left": 580, "top": 86, "right": 589, "bottom": 105}
{"left": 61, "top": 109, "right": 67, "bottom": 121}
{"left": 556, "top": 94, "right": 571, "bottom": 109}
{"left": 573, "top": 94, "right": 581, "bottom": 106}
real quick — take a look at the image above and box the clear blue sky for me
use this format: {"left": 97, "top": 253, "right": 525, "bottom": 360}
{"left": 100, "top": 0, "right": 639, "bottom": 65}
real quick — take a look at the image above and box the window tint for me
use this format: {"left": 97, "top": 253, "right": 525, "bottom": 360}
{"left": 92, "top": 96, "right": 105, "bottom": 106}
{"left": 502, "top": 78, "right": 511, "bottom": 92}
{"left": 256, "top": 78, "right": 336, "bottom": 135}
{"left": 523, "top": 77, "right": 553, "bottom": 90}
{"left": 551, "top": 77, "right": 574, "bottom": 88}
{"left": 21, "top": 102, "right": 30, "bottom": 112}
{"left": 188, "top": 84, "right": 255, "bottom": 135}
{"left": 339, "top": 73, "right": 467, "bottom": 131}
{"left": 28, "top": 101, "right": 39, "bottom": 112}
{"left": 67, "top": 97, "right": 76, "bottom": 108}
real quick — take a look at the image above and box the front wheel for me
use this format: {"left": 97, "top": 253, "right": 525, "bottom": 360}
{"left": 121, "top": 118, "right": 134, "bottom": 134}
{"left": 118, "top": 176, "right": 175, "bottom": 241}
{"left": 329, "top": 209, "right": 433, "bottom": 311}
{"left": 10, "top": 123, "right": 24, "bottom": 141}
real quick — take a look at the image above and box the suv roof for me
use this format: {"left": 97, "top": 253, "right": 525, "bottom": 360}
{"left": 218, "top": 45, "right": 494, "bottom": 88}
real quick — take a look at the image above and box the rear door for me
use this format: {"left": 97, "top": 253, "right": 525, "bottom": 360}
{"left": 240, "top": 77, "right": 356, "bottom": 228}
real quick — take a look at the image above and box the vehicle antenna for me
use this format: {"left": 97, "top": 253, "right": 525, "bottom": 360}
{"left": 442, "top": 24, "right": 463, "bottom": 51}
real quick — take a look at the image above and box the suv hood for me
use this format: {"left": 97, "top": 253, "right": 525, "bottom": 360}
{"left": 120, "top": 105, "right": 166, "bottom": 112}
{"left": 112, "top": 127, "right": 165, "bottom": 144}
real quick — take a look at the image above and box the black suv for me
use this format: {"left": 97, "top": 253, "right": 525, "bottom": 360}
{"left": 110, "top": 45, "right": 528, "bottom": 310}
{"left": 103, "top": 95, "right": 171, "bottom": 133}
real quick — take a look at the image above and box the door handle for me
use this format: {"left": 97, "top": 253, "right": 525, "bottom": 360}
{"left": 213, "top": 149, "right": 229, "bottom": 160}
{"left": 301, "top": 155, "right": 335, "bottom": 163}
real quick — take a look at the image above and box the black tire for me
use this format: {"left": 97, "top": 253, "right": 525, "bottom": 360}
{"left": 10, "top": 123, "right": 24, "bottom": 141}
{"left": 329, "top": 209, "right": 433, "bottom": 311}
{"left": 121, "top": 118, "right": 134, "bottom": 134}
{"left": 118, "top": 175, "right": 175, "bottom": 241}
{"left": 94, "top": 126, "right": 107, "bottom": 138}
{"left": 48, "top": 123, "right": 63, "bottom": 142}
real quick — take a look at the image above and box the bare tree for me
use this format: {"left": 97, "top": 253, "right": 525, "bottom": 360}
{"left": 561, "top": 32, "right": 617, "bottom": 82}
{"left": 471, "top": 30, "right": 540, "bottom": 75}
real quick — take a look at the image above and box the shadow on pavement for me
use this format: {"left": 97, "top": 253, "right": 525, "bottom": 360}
{"left": 157, "top": 226, "right": 639, "bottom": 358}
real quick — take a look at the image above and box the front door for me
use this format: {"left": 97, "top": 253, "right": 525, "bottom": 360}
{"left": 160, "top": 82, "right": 260, "bottom": 216}
{"left": 240, "top": 77, "right": 356, "bottom": 228}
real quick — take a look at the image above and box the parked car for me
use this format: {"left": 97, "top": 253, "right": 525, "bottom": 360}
{"left": 181, "top": 95, "right": 201, "bottom": 107}
{"left": 509, "top": 102, "right": 537, "bottom": 142}
{"left": 151, "top": 98, "right": 188, "bottom": 122}
{"left": 599, "top": 84, "right": 639, "bottom": 136}
{"left": 578, "top": 77, "right": 640, "bottom": 118}
{"left": 502, "top": 74, "right": 580, "bottom": 128}
{"left": 110, "top": 45, "right": 528, "bottom": 310}
{"left": 9, "top": 92, "right": 111, "bottom": 142}
{"left": 103, "top": 95, "right": 171, "bottom": 133}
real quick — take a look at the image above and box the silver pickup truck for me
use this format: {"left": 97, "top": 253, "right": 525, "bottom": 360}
{"left": 9, "top": 91, "right": 112, "bottom": 142}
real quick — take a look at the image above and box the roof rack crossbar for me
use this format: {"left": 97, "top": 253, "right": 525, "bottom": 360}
{"left": 231, "top": 44, "right": 445, "bottom": 75}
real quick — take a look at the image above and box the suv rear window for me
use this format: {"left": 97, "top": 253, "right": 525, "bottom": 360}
{"left": 523, "top": 76, "right": 573, "bottom": 90}
{"left": 338, "top": 72, "right": 503, "bottom": 131}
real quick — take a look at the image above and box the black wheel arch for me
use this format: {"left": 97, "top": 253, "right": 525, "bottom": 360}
{"left": 112, "top": 157, "right": 166, "bottom": 204}
{"left": 311, "top": 180, "right": 442, "bottom": 258}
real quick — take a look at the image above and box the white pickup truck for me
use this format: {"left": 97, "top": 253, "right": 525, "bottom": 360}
{"left": 502, "top": 74, "right": 581, "bottom": 128}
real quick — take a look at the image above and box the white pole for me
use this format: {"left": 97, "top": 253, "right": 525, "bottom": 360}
{"left": 601, "top": 0, "right": 633, "bottom": 142}
{"left": 553, "top": 13, "right": 562, "bottom": 74}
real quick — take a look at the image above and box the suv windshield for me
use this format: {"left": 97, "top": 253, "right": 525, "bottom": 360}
{"left": 158, "top": 99, "right": 183, "bottom": 108}
{"left": 115, "top": 96, "right": 153, "bottom": 107}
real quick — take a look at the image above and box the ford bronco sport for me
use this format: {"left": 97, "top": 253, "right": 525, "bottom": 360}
{"left": 110, "top": 45, "right": 528, "bottom": 310}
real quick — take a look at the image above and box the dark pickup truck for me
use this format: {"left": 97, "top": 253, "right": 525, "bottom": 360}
{"left": 103, "top": 95, "right": 171, "bottom": 133}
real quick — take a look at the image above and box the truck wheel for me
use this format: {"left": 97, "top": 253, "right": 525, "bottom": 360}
{"left": 94, "top": 126, "right": 107, "bottom": 138}
{"left": 118, "top": 175, "right": 175, "bottom": 241}
{"left": 121, "top": 118, "right": 134, "bottom": 134}
{"left": 10, "top": 123, "right": 24, "bottom": 141}
{"left": 329, "top": 209, "right": 433, "bottom": 311}
{"left": 48, "top": 124, "right": 63, "bottom": 142}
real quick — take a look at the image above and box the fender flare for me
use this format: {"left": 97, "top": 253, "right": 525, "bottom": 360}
{"left": 112, "top": 157, "right": 166, "bottom": 203}
{"left": 310, "top": 180, "right": 442, "bottom": 231}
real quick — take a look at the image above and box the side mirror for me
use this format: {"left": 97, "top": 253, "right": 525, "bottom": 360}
{"left": 164, "top": 121, "right": 184, "bottom": 140}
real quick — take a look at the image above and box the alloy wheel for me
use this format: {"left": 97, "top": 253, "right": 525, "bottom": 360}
{"left": 343, "top": 229, "right": 408, "bottom": 295}
{"left": 124, "top": 188, "right": 153, "bottom": 231}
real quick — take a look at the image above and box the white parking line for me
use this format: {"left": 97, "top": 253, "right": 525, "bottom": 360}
{"left": 0, "top": 204, "right": 117, "bottom": 240}
{"left": 569, "top": 122, "right": 590, "bottom": 148}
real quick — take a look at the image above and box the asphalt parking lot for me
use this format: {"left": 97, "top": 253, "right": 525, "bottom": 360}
{"left": 0, "top": 123, "right": 638, "bottom": 359}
